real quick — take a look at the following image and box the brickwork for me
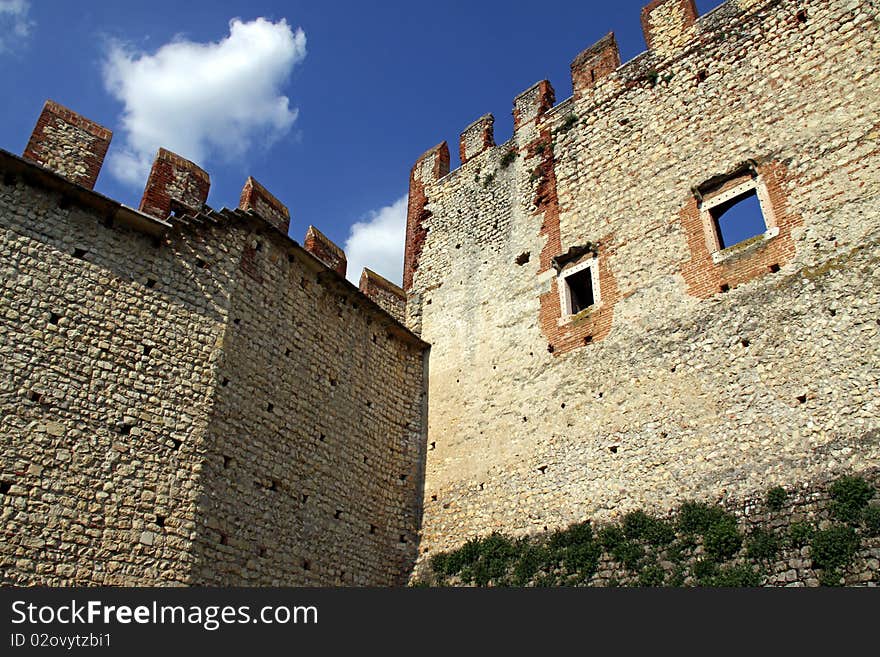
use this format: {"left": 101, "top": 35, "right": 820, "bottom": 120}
{"left": 139, "top": 148, "right": 211, "bottom": 220}
{"left": 360, "top": 268, "right": 406, "bottom": 324}
{"left": 303, "top": 225, "right": 347, "bottom": 278}
{"left": 405, "top": 0, "right": 880, "bottom": 568}
{"left": 22, "top": 100, "right": 112, "bottom": 190}
{"left": 238, "top": 176, "right": 291, "bottom": 235}
{"left": 0, "top": 137, "right": 427, "bottom": 584}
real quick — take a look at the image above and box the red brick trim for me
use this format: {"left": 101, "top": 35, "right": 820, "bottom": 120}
{"left": 459, "top": 115, "right": 495, "bottom": 165}
{"left": 571, "top": 33, "right": 621, "bottom": 99}
{"left": 139, "top": 148, "right": 210, "bottom": 220}
{"left": 641, "top": 0, "right": 698, "bottom": 51}
{"left": 239, "top": 176, "right": 290, "bottom": 234}
{"left": 304, "top": 225, "right": 347, "bottom": 277}
{"left": 22, "top": 100, "right": 112, "bottom": 190}
{"left": 532, "top": 127, "right": 619, "bottom": 356}
{"left": 404, "top": 143, "right": 449, "bottom": 291}
{"left": 679, "top": 160, "right": 802, "bottom": 298}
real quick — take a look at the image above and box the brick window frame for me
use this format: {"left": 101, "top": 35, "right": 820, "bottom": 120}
{"left": 699, "top": 174, "right": 779, "bottom": 264}
{"left": 557, "top": 255, "right": 602, "bottom": 324}
{"left": 679, "top": 160, "right": 802, "bottom": 299}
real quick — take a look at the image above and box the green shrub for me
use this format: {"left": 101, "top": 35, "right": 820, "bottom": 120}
{"left": 703, "top": 517, "right": 742, "bottom": 561}
{"left": 766, "top": 486, "right": 788, "bottom": 511}
{"left": 810, "top": 525, "right": 859, "bottom": 571}
{"left": 746, "top": 528, "right": 779, "bottom": 561}
{"left": 829, "top": 476, "right": 874, "bottom": 523}
{"left": 862, "top": 505, "right": 880, "bottom": 536}
{"left": 692, "top": 558, "right": 719, "bottom": 584}
{"left": 622, "top": 510, "right": 676, "bottom": 546}
{"left": 638, "top": 562, "right": 666, "bottom": 587}
{"left": 510, "top": 542, "right": 547, "bottom": 586}
{"left": 819, "top": 568, "right": 844, "bottom": 587}
{"left": 599, "top": 525, "right": 625, "bottom": 551}
{"left": 499, "top": 149, "right": 517, "bottom": 168}
{"left": 710, "top": 564, "right": 764, "bottom": 587}
{"left": 678, "top": 501, "right": 731, "bottom": 535}
{"left": 612, "top": 541, "right": 646, "bottom": 570}
{"left": 668, "top": 564, "right": 686, "bottom": 587}
{"left": 787, "top": 521, "right": 815, "bottom": 548}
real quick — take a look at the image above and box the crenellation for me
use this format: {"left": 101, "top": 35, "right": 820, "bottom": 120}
{"left": 1, "top": 99, "right": 428, "bottom": 585}
{"left": 405, "top": 0, "right": 880, "bottom": 578}
{"left": 1, "top": 0, "right": 879, "bottom": 588}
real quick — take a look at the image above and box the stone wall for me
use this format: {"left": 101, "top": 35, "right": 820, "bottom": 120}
{"left": 405, "top": 0, "right": 880, "bottom": 565}
{"left": 0, "top": 147, "right": 428, "bottom": 585}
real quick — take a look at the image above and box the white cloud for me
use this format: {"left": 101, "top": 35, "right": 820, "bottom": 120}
{"left": 102, "top": 17, "right": 306, "bottom": 186}
{"left": 0, "top": 0, "right": 34, "bottom": 53}
{"left": 344, "top": 195, "right": 408, "bottom": 286}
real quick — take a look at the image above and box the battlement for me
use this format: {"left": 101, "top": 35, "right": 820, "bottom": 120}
{"left": 14, "top": 98, "right": 396, "bottom": 305}
{"left": 410, "top": 0, "right": 815, "bottom": 189}
{"left": 405, "top": 0, "right": 880, "bottom": 565}
{"left": 1, "top": 100, "right": 429, "bottom": 587}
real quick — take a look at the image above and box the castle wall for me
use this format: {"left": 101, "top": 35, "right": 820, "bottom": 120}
{"left": 191, "top": 219, "right": 427, "bottom": 586}
{"left": 0, "top": 167, "right": 228, "bottom": 585}
{"left": 0, "top": 149, "right": 428, "bottom": 585}
{"left": 406, "top": 0, "right": 880, "bottom": 559}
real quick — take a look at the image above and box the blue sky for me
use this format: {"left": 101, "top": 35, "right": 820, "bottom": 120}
{"left": 0, "top": 0, "right": 723, "bottom": 284}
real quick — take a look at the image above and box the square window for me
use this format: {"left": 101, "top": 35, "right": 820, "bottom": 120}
{"left": 566, "top": 268, "right": 595, "bottom": 314}
{"left": 558, "top": 256, "right": 601, "bottom": 321}
{"left": 699, "top": 176, "right": 777, "bottom": 260}
{"left": 709, "top": 189, "right": 765, "bottom": 249}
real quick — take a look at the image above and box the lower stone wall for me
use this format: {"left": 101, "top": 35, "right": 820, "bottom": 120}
{"left": 417, "top": 468, "right": 880, "bottom": 587}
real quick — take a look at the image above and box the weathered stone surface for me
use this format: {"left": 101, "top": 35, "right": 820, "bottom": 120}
{"left": 405, "top": 0, "right": 880, "bottom": 567}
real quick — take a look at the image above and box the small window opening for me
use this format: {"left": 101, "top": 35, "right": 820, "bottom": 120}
{"left": 258, "top": 546, "right": 267, "bottom": 558}
{"left": 223, "top": 455, "right": 233, "bottom": 469}
{"left": 143, "top": 345, "right": 153, "bottom": 356}
{"left": 796, "top": 9, "right": 807, "bottom": 23}
{"left": 28, "top": 391, "right": 42, "bottom": 403}
{"left": 0, "top": 481, "right": 11, "bottom": 495}
{"left": 146, "top": 278, "right": 157, "bottom": 289}
{"left": 301, "top": 493, "right": 309, "bottom": 503}
{"left": 515, "top": 251, "right": 530, "bottom": 266}
{"left": 155, "top": 515, "right": 166, "bottom": 528}
{"left": 369, "top": 524, "right": 377, "bottom": 535}
{"left": 302, "top": 559, "right": 311, "bottom": 570}
{"left": 710, "top": 190, "right": 766, "bottom": 249}
{"left": 266, "top": 402, "right": 274, "bottom": 412}
{"left": 334, "top": 509, "right": 342, "bottom": 519}
{"left": 49, "top": 312, "right": 60, "bottom": 325}
{"left": 769, "top": 263, "right": 780, "bottom": 273}
{"left": 72, "top": 248, "right": 87, "bottom": 260}
{"left": 566, "top": 267, "right": 595, "bottom": 314}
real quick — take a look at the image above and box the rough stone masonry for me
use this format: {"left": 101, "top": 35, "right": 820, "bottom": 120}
{"left": 404, "top": 0, "right": 880, "bottom": 569}
{"left": 0, "top": 100, "right": 426, "bottom": 585}
{"left": 1, "top": 0, "right": 879, "bottom": 587}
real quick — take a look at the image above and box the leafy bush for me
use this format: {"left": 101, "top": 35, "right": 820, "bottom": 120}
{"left": 692, "top": 558, "right": 719, "bottom": 584}
{"left": 787, "top": 521, "right": 815, "bottom": 548}
{"left": 829, "top": 476, "right": 874, "bottom": 522}
{"left": 599, "top": 525, "right": 625, "bottom": 551}
{"left": 710, "top": 564, "right": 764, "bottom": 587}
{"left": 863, "top": 505, "right": 880, "bottom": 537}
{"left": 638, "top": 562, "right": 666, "bottom": 587}
{"left": 746, "top": 528, "right": 780, "bottom": 561}
{"left": 703, "top": 516, "right": 742, "bottom": 561}
{"left": 678, "top": 501, "right": 731, "bottom": 535}
{"left": 622, "top": 510, "right": 675, "bottom": 546}
{"left": 499, "top": 149, "right": 517, "bottom": 168}
{"left": 766, "top": 486, "right": 788, "bottom": 511}
{"left": 810, "top": 525, "right": 860, "bottom": 571}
